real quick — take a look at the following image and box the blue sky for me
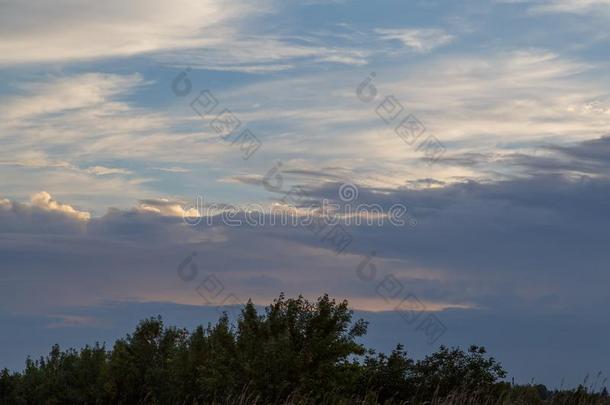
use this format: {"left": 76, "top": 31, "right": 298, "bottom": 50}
{"left": 1, "top": 0, "right": 610, "bottom": 387}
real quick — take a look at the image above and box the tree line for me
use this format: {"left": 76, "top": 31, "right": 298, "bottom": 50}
{"left": 0, "top": 294, "right": 607, "bottom": 404}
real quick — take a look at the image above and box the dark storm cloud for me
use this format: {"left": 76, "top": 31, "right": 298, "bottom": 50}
{"left": 440, "top": 135, "right": 610, "bottom": 177}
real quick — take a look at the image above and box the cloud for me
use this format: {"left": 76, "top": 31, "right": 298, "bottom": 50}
{"left": 0, "top": 190, "right": 458, "bottom": 313}
{"left": 0, "top": 155, "right": 74, "bottom": 170}
{"left": 527, "top": 0, "right": 610, "bottom": 13}
{"left": 205, "top": 48, "right": 610, "bottom": 190}
{"left": 384, "top": 49, "right": 598, "bottom": 146}
{"left": 2, "top": 135, "right": 610, "bottom": 389}
{"left": 1, "top": 73, "right": 145, "bottom": 120}
{"left": 375, "top": 28, "right": 455, "bottom": 52}
{"left": 3, "top": 131, "right": 610, "bottom": 315}
{"left": 440, "top": 135, "right": 610, "bottom": 179}
{"left": 30, "top": 192, "right": 91, "bottom": 221}
{"left": 0, "top": 0, "right": 371, "bottom": 71}
{"left": 0, "top": 0, "right": 268, "bottom": 65}
{"left": 160, "top": 36, "right": 370, "bottom": 72}
{"left": 136, "top": 198, "right": 199, "bottom": 218}
{"left": 46, "top": 314, "right": 102, "bottom": 329}
{"left": 0, "top": 192, "right": 90, "bottom": 233}
{"left": 85, "top": 166, "right": 132, "bottom": 176}
{"left": 2, "top": 47, "right": 607, "bottom": 218}
{"left": 153, "top": 167, "right": 192, "bottom": 173}
{"left": 550, "top": 135, "right": 610, "bottom": 163}
{"left": 2, "top": 0, "right": 610, "bottom": 388}
{"left": 0, "top": 72, "right": 207, "bottom": 212}
{"left": 0, "top": 71, "right": 241, "bottom": 167}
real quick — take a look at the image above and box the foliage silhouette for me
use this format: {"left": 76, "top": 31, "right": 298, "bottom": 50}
{"left": 0, "top": 294, "right": 607, "bottom": 404}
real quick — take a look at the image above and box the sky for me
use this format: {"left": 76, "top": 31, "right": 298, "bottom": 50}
{"left": 1, "top": 0, "right": 610, "bottom": 388}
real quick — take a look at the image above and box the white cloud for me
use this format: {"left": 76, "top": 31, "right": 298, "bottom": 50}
{"left": 2, "top": 49, "right": 609, "bottom": 215}
{"left": 199, "top": 48, "right": 610, "bottom": 187}
{"left": 0, "top": 192, "right": 91, "bottom": 235}
{"left": 0, "top": 0, "right": 267, "bottom": 65}
{"left": 153, "top": 167, "right": 192, "bottom": 173}
{"left": 157, "top": 36, "right": 370, "bottom": 72}
{"left": 136, "top": 198, "right": 199, "bottom": 218}
{"left": 1, "top": 73, "right": 145, "bottom": 120}
{"left": 30, "top": 191, "right": 91, "bottom": 221}
{"left": 0, "top": 153, "right": 74, "bottom": 170}
{"left": 528, "top": 0, "right": 610, "bottom": 13}
{"left": 0, "top": 71, "right": 274, "bottom": 215}
{"left": 375, "top": 28, "right": 455, "bottom": 52}
{"left": 85, "top": 166, "right": 132, "bottom": 176}
{"left": 0, "top": 0, "right": 369, "bottom": 70}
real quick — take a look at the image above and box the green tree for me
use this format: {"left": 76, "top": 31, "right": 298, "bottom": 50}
{"left": 412, "top": 344, "right": 507, "bottom": 399}
{"left": 8, "top": 294, "right": 603, "bottom": 405}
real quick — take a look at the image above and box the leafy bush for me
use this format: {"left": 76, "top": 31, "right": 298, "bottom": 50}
{"left": 0, "top": 294, "right": 607, "bottom": 404}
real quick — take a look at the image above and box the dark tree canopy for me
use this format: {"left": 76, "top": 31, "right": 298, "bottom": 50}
{"left": 0, "top": 294, "right": 607, "bottom": 404}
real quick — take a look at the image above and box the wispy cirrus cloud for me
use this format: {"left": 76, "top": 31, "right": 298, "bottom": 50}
{"left": 375, "top": 28, "right": 455, "bottom": 52}
{"left": 206, "top": 48, "right": 610, "bottom": 188}
{"left": 2, "top": 46, "right": 608, "bottom": 216}
{"left": 158, "top": 36, "right": 370, "bottom": 72}
{"left": 0, "top": 0, "right": 372, "bottom": 72}
{"left": 0, "top": 0, "right": 269, "bottom": 65}
{"left": 526, "top": 0, "right": 610, "bottom": 14}
{"left": 1, "top": 73, "right": 146, "bottom": 120}
{"left": 84, "top": 166, "right": 132, "bottom": 176}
